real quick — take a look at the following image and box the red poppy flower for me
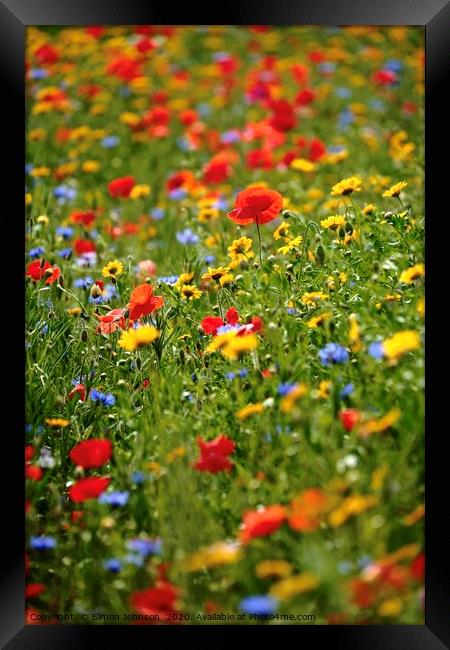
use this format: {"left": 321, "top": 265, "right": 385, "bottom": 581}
{"left": 410, "top": 553, "right": 425, "bottom": 581}
{"left": 194, "top": 435, "right": 236, "bottom": 473}
{"left": 246, "top": 148, "right": 274, "bottom": 170}
{"left": 131, "top": 582, "right": 180, "bottom": 621}
{"left": 106, "top": 57, "right": 142, "bottom": 81}
{"left": 240, "top": 505, "right": 287, "bottom": 542}
{"left": 179, "top": 109, "right": 198, "bottom": 126}
{"left": 25, "top": 445, "right": 35, "bottom": 462}
{"left": 201, "top": 316, "right": 224, "bottom": 335}
{"left": 69, "top": 210, "right": 96, "bottom": 226}
{"left": 166, "top": 170, "right": 195, "bottom": 192}
{"left": 136, "top": 37, "right": 156, "bottom": 54}
{"left": 26, "top": 583, "right": 45, "bottom": 599}
{"left": 269, "top": 99, "right": 296, "bottom": 132}
{"left": 143, "top": 106, "right": 170, "bottom": 127}
{"left": 35, "top": 44, "right": 59, "bottom": 65}
{"left": 68, "top": 476, "right": 110, "bottom": 502}
{"left": 67, "top": 383, "right": 87, "bottom": 402}
{"left": 95, "top": 309, "right": 127, "bottom": 335}
{"left": 295, "top": 88, "right": 315, "bottom": 106}
{"left": 372, "top": 69, "right": 397, "bottom": 86}
{"left": 203, "top": 161, "right": 231, "bottom": 185}
{"left": 25, "top": 260, "right": 60, "bottom": 285}
{"left": 85, "top": 26, "right": 105, "bottom": 38}
{"left": 237, "top": 315, "right": 264, "bottom": 336}
{"left": 108, "top": 176, "right": 136, "bottom": 198}
{"left": 340, "top": 409, "right": 360, "bottom": 432}
{"left": 200, "top": 308, "right": 240, "bottom": 336}
{"left": 74, "top": 239, "right": 96, "bottom": 256}
{"left": 127, "top": 283, "right": 164, "bottom": 320}
{"left": 225, "top": 307, "right": 239, "bottom": 325}
{"left": 26, "top": 465, "right": 43, "bottom": 481}
{"left": 69, "top": 439, "right": 112, "bottom": 469}
{"left": 228, "top": 187, "right": 283, "bottom": 226}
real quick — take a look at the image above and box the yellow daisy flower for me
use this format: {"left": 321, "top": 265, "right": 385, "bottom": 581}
{"left": 102, "top": 260, "right": 124, "bottom": 280}
{"left": 118, "top": 326, "right": 160, "bottom": 352}
{"left": 383, "top": 181, "right": 408, "bottom": 198}
{"left": 330, "top": 176, "right": 362, "bottom": 196}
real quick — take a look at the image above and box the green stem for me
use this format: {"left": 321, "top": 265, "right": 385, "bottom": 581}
{"left": 255, "top": 220, "right": 263, "bottom": 268}
{"left": 298, "top": 220, "right": 321, "bottom": 284}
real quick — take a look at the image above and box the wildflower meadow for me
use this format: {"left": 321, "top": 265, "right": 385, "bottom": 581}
{"left": 25, "top": 26, "right": 425, "bottom": 625}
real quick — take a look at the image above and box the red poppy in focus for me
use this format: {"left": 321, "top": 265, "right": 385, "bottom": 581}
{"left": 340, "top": 409, "right": 360, "bottom": 432}
{"left": 67, "top": 383, "right": 87, "bottom": 402}
{"left": 240, "top": 505, "right": 287, "bottom": 542}
{"left": 227, "top": 187, "right": 283, "bottom": 226}
{"left": 95, "top": 308, "right": 127, "bottom": 335}
{"left": 108, "top": 176, "right": 136, "bottom": 198}
{"left": 74, "top": 239, "right": 96, "bottom": 256}
{"left": 201, "top": 307, "right": 240, "bottom": 336}
{"left": 69, "top": 439, "right": 112, "bottom": 469}
{"left": 68, "top": 476, "right": 110, "bottom": 502}
{"left": 128, "top": 283, "right": 164, "bottom": 320}
{"left": 131, "top": 581, "right": 180, "bottom": 621}
{"left": 194, "top": 435, "right": 236, "bottom": 474}
{"left": 26, "top": 583, "right": 45, "bottom": 599}
{"left": 26, "top": 260, "right": 60, "bottom": 285}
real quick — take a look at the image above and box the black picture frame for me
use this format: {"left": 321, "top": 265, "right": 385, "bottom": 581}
{"left": 1, "top": 1, "right": 448, "bottom": 647}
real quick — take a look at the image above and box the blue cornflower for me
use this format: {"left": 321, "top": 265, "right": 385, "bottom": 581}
{"left": 123, "top": 553, "right": 144, "bottom": 567}
{"left": 75, "top": 252, "right": 97, "bottom": 267}
{"left": 277, "top": 383, "right": 296, "bottom": 396}
{"left": 205, "top": 255, "right": 216, "bottom": 264}
{"left": 221, "top": 130, "right": 240, "bottom": 144}
{"left": 176, "top": 228, "right": 199, "bottom": 245}
{"left": 131, "top": 471, "right": 145, "bottom": 484}
{"left": 368, "top": 341, "right": 385, "bottom": 359}
{"left": 103, "top": 558, "right": 122, "bottom": 573}
{"left": 319, "top": 343, "right": 349, "bottom": 366}
{"left": 150, "top": 207, "right": 165, "bottom": 220}
{"left": 57, "top": 248, "right": 72, "bottom": 259}
{"left": 170, "top": 188, "right": 187, "bottom": 201}
{"left": 56, "top": 226, "right": 74, "bottom": 239}
{"left": 29, "top": 247, "right": 45, "bottom": 259}
{"left": 98, "top": 491, "right": 129, "bottom": 507}
{"left": 30, "top": 536, "right": 56, "bottom": 550}
{"left": 318, "top": 62, "right": 336, "bottom": 74}
{"left": 225, "top": 371, "right": 236, "bottom": 380}
{"left": 30, "top": 68, "right": 49, "bottom": 79}
{"left": 90, "top": 390, "right": 116, "bottom": 407}
{"left": 238, "top": 368, "right": 249, "bottom": 378}
{"left": 53, "top": 185, "right": 77, "bottom": 202}
{"left": 385, "top": 59, "right": 403, "bottom": 72}
{"left": 101, "top": 136, "right": 119, "bottom": 148}
{"left": 216, "top": 324, "right": 240, "bottom": 335}
{"left": 287, "top": 307, "right": 298, "bottom": 315}
{"left": 74, "top": 277, "right": 94, "bottom": 289}
{"left": 157, "top": 276, "right": 178, "bottom": 288}
{"left": 40, "top": 324, "right": 49, "bottom": 336}
{"left": 335, "top": 86, "right": 352, "bottom": 98}
{"left": 239, "top": 595, "right": 278, "bottom": 616}
{"left": 338, "top": 109, "right": 355, "bottom": 128}
{"left": 127, "top": 538, "right": 162, "bottom": 557}
{"left": 340, "top": 383, "right": 354, "bottom": 398}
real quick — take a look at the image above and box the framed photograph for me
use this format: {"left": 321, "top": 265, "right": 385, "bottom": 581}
{"left": 1, "top": 0, "right": 448, "bottom": 647}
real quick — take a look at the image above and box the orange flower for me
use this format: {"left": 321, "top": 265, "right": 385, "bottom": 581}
{"left": 227, "top": 187, "right": 283, "bottom": 225}
{"left": 127, "top": 284, "right": 164, "bottom": 321}
{"left": 289, "top": 488, "right": 332, "bottom": 532}
{"left": 240, "top": 505, "right": 287, "bottom": 542}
